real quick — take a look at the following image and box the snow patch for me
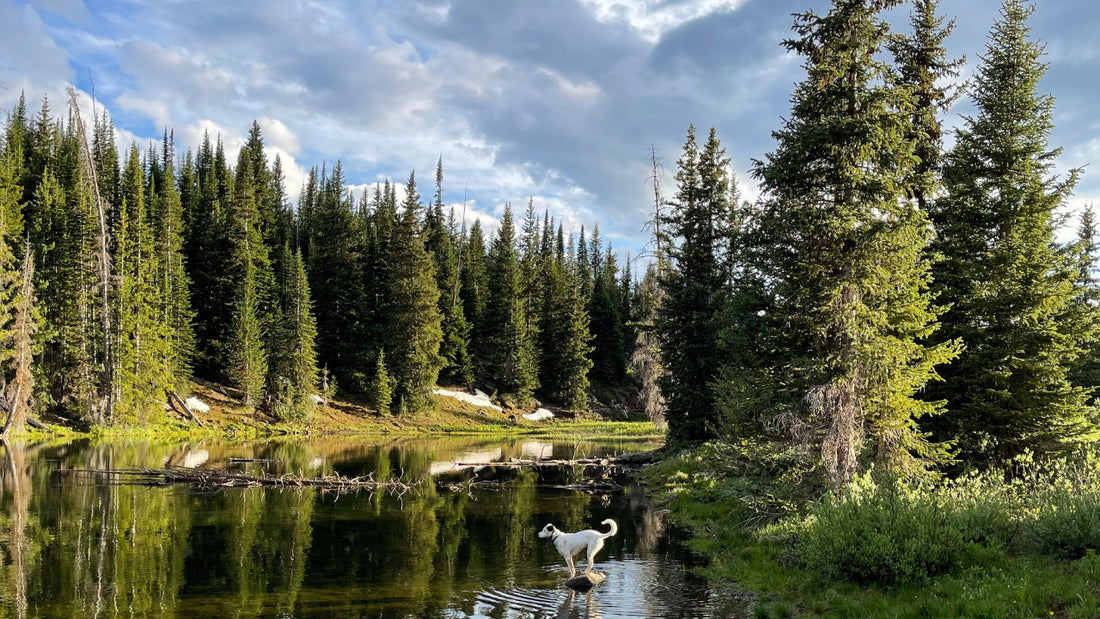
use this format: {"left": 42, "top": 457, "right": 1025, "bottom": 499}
{"left": 522, "top": 408, "right": 554, "bottom": 422}
{"left": 432, "top": 388, "right": 502, "bottom": 412}
{"left": 184, "top": 397, "right": 210, "bottom": 414}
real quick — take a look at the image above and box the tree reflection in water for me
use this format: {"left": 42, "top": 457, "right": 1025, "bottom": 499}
{"left": 0, "top": 437, "right": 725, "bottom": 618}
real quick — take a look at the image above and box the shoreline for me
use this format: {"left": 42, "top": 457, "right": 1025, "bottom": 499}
{"left": 14, "top": 380, "right": 664, "bottom": 442}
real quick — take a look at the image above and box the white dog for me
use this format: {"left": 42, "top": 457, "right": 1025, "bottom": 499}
{"left": 538, "top": 519, "right": 618, "bottom": 577}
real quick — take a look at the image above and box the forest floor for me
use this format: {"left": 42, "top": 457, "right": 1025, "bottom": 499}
{"left": 32, "top": 380, "right": 662, "bottom": 440}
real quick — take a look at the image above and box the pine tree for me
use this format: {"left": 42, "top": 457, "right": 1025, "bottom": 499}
{"left": 461, "top": 220, "right": 489, "bottom": 377}
{"left": 426, "top": 160, "right": 473, "bottom": 386}
{"left": 271, "top": 247, "right": 318, "bottom": 421}
{"left": 888, "top": 0, "right": 964, "bottom": 214}
{"left": 151, "top": 151, "right": 195, "bottom": 390}
{"left": 484, "top": 205, "right": 539, "bottom": 402}
{"left": 369, "top": 350, "right": 393, "bottom": 415}
{"left": 743, "top": 0, "right": 959, "bottom": 483}
{"left": 656, "top": 126, "right": 729, "bottom": 444}
{"left": 307, "top": 162, "right": 366, "bottom": 390}
{"left": 384, "top": 172, "right": 443, "bottom": 412}
{"left": 226, "top": 148, "right": 272, "bottom": 408}
{"left": 926, "top": 0, "right": 1091, "bottom": 463}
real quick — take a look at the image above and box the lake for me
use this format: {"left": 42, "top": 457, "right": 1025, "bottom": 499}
{"left": 0, "top": 436, "right": 740, "bottom": 618}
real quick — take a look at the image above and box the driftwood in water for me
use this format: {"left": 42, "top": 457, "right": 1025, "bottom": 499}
{"left": 453, "top": 449, "right": 661, "bottom": 470}
{"left": 167, "top": 391, "right": 204, "bottom": 427}
{"left": 565, "top": 571, "right": 607, "bottom": 592}
{"left": 58, "top": 467, "right": 419, "bottom": 495}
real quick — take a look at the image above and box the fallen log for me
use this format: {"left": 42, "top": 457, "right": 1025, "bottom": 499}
{"left": 58, "top": 467, "right": 419, "bottom": 495}
{"left": 453, "top": 451, "right": 659, "bottom": 470}
{"left": 26, "top": 417, "right": 49, "bottom": 431}
{"left": 228, "top": 458, "right": 282, "bottom": 464}
{"left": 168, "top": 390, "right": 204, "bottom": 427}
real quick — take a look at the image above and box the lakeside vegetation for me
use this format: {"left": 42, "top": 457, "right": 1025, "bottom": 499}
{"left": 639, "top": 0, "right": 1100, "bottom": 616}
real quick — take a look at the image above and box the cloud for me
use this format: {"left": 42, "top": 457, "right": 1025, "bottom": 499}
{"left": 3, "top": 0, "right": 1099, "bottom": 259}
{"left": 579, "top": 0, "right": 750, "bottom": 43}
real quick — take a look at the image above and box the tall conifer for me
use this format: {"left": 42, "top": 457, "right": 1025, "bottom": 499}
{"left": 926, "top": 0, "right": 1090, "bottom": 462}
{"left": 384, "top": 172, "right": 443, "bottom": 411}
{"left": 745, "top": 0, "right": 958, "bottom": 483}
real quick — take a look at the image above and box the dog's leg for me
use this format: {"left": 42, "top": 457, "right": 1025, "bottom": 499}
{"left": 567, "top": 554, "right": 576, "bottom": 578}
{"left": 585, "top": 540, "right": 604, "bottom": 574}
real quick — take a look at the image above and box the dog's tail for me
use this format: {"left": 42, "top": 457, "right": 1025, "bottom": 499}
{"left": 600, "top": 518, "right": 618, "bottom": 538}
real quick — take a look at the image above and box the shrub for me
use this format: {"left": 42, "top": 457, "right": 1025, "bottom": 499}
{"left": 797, "top": 479, "right": 963, "bottom": 584}
{"left": 1031, "top": 489, "right": 1100, "bottom": 559}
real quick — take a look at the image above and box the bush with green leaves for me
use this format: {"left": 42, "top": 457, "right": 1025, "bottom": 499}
{"left": 796, "top": 478, "right": 964, "bottom": 584}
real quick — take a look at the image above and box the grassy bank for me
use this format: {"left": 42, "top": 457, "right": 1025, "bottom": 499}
{"left": 645, "top": 441, "right": 1100, "bottom": 618}
{"left": 25, "top": 380, "right": 662, "bottom": 441}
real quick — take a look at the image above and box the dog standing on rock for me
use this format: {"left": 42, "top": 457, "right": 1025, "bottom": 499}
{"left": 538, "top": 519, "right": 618, "bottom": 578}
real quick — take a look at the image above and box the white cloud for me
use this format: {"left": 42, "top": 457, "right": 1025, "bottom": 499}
{"left": 578, "top": 0, "right": 749, "bottom": 43}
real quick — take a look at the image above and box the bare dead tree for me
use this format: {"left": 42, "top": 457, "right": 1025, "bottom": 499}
{"left": 67, "top": 87, "right": 114, "bottom": 423}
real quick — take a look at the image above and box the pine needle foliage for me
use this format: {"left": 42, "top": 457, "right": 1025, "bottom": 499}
{"left": 926, "top": 0, "right": 1091, "bottom": 463}
{"left": 744, "top": 0, "right": 959, "bottom": 484}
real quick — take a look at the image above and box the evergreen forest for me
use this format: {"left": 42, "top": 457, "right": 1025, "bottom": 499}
{"left": 0, "top": 0, "right": 1098, "bottom": 485}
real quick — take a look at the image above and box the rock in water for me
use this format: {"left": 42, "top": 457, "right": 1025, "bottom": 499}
{"left": 564, "top": 571, "right": 607, "bottom": 592}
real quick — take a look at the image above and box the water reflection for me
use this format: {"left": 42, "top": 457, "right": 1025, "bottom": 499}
{"left": 0, "top": 437, "right": 729, "bottom": 618}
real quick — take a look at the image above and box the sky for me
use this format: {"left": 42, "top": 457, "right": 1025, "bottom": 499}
{"left": 2, "top": 0, "right": 1099, "bottom": 263}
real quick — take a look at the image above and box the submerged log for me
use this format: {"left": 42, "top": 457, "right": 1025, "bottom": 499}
{"left": 564, "top": 571, "right": 607, "bottom": 592}
{"left": 58, "top": 467, "right": 419, "bottom": 495}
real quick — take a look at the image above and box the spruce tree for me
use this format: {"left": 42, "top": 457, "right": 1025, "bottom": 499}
{"left": 113, "top": 146, "right": 174, "bottom": 423}
{"left": 426, "top": 160, "right": 473, "bottom": 386}
{"left": 888, "top": 0, "right": 964, "bottom": 214}
{"left": 226, "top": 149, "right": 271, "bottom": 408}
{"left": 745, "top": 0, "right": 959, "bottom": 483}
{"left": 589, "top": 243, "right": 626, "bottom": 384}
{"left": 656, "top": 126, "right": 730, "bottom": 444}
{"left": 0, "top": 148, "right": 32, "bottom": 434}
{"left": 484, "top": 205, "right": 539, "bottom": 402}
{"left": 384, "top": 172, "right": 443, "bottom": 412}
{"left": 151, "top": 154, "right": 195, "bottom": 390}
{"left": 926, "top": 0, "right": 1091, "bottom": 462}
{"left": 537, "top": 230, "right": 594, "bottom": 409}
{"left": 461, "top": 220, "right": 489, "bottom": 378}
{"left": 1070, "top": 206, "right": 1100, "bottom": 400}
{"left": 365, "top": 350, "right": 389, "bottom": 414}
{"left": 271, "top": 248, "right": 318, "bottom": 421}
{"left": 307, "top": 163, "right": 366, "bottom": 390}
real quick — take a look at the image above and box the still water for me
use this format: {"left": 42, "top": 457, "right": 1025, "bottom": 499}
{"left": 0, "top": 437, "right": 736, "bottom": 618}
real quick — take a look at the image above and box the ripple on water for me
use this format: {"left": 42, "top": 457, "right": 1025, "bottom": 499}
{"left": 451, "top": 558, "right": 720, "bottom": 619}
